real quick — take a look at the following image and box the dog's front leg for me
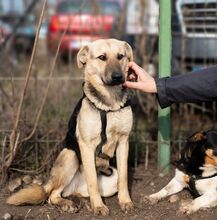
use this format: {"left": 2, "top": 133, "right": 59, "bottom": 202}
{"left": 79, "top": 141, "right": 109, "bottom": 216}
{"left": 144, "top": 169, "right": 187, "bottom": 204}
{"left": 179, "top": 191, "right": 217, "bottom": 214}
{"left": 116, "top": 135, "right": 133, "bottom": 212}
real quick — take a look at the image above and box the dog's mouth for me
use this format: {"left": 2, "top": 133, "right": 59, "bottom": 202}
{"left": 103, "top": 80, "right": 125, "bottom": 86}
{"left": 102, "top": 75, "right": 125, "bottom": 86}
{"left": 110, "top": 79, "right": 125, "bottom": 86}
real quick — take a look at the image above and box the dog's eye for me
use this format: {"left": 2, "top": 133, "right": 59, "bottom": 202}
{"left": 98, "top": 55, "right": 107, "bottom": 61}
{"left": 117, "top": 54, "right": 124, "bottom": 60}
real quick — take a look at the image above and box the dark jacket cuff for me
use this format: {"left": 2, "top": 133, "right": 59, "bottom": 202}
{"left": 155, "top": 77, "right": 172, "bottom": 109}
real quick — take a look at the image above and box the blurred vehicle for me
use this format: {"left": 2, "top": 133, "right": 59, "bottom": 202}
{"left": 125, "top": 0, "right": 159, "bottom": 46}
{"left": 0, "top": 0, "right": 37, "bottom": 54}
{"left": 13, "top": 15, "right": 36, "bottom": 54}
{"left": 125, "top": 0, "right": 159, "bottom": 75}
{"left": 173, "top": 0, "right": 217, "bottom": 71}
{"left": 0, "top": 20, "right": 12, "bottom": 44}
{"left": 47, "top": 0, "right": 121, "bottom": 56}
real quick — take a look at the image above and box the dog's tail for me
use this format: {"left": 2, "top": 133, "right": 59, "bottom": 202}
{"left": 6, "top": 183, "right": 48, "bottom": 205}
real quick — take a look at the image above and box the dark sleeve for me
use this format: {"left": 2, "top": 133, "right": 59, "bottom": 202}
{"left": 156, "top": 66, "right": 217, "bottom": 108}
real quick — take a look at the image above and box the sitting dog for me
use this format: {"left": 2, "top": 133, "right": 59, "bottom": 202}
{"left": 6, "top": 39, "right": 134, "bottom": 216}
{"left": 145, "top": 130, "right": 217, "bottom": 214}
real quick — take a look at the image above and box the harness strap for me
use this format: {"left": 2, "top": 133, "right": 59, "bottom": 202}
{"left": 189, "top": 176, "right": 200, "bottom": 198}
{"left": 189, "top": 172, "right": 217, "bottom": 198}
{"left": 95, "top": 110, "right": 110, "bottom": 160}
{"left": 89, "top": 97, "right": 131, "bottom": 160}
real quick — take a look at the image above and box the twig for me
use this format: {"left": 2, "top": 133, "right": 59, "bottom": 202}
{"left": 1, "top": 136, "right": 7, "bottom": 185}
{"left": 10, "top": 69, "right": 16, "bottom": 121}
{"left": 9, "top": 142, "right": 60, "bottom": 175}
{"left": 13, "top": 132, "right": 20, "bottom": 156}
{"left": 1, "top": 136, "right": 7, "bottom": 163}
{"left": 12, "top": 0, "right": 47, "bottom": 138}
{"left": 159, "top": 212, "right": 168, "bottom": 220}
{"left": 145, "top": 144, "right": 149, "bottom": 170}
{"left": 20, "top": 20, "right": 68, "bottom": 144}
{"left": 5, "top": 132, "right": 20, "bottom": 168}
{"left": 25, "top": 209, "right": 31, "bottom": 220}
{"left": 2, "top": 0, "right": 47, "bottom": 183}
{"left": 15, "top": 129, "right": 57, "bottom": 164}
{"left": 9, "top": 167, "right": 44, "bottom": 174}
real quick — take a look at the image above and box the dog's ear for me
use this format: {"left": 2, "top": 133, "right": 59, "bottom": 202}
{"left": 206, "top": 149, "right": 214, "bottom": 157}
{"left": 190, "top": 131, "right": 206, "bottom": 142}
{"left": 124, "top": 42, "right": 133, "bottom": 61}
{"left": 77, "top": 45, "right": 89, "bottom": 68}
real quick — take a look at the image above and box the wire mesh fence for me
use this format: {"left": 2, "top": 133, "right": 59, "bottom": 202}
{"left": 0, "top": 0, "right": 217, "bottom": 182}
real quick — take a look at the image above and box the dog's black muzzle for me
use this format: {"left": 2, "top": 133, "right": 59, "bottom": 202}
{"left": 110, "top": 72, "right": 125, "bottom": 85}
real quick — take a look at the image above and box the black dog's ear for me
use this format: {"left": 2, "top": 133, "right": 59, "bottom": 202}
{"left": 206, "top": 130, "right": 217, "bottom": 154}
{"left": 189, "top": 131, "right": 206, "bottom": 142}
{"left": 77, "top": 45, "right": 89, "bottom": 68}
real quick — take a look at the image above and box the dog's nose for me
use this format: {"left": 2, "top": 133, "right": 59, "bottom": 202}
{"left": 111, "top": 72, "right": 123, "bottom": 83}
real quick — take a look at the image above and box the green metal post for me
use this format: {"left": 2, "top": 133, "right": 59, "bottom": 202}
{"left": 158, "top": 0, "right": 171, "bottom": 173}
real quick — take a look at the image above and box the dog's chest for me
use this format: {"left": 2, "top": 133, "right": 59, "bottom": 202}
{"left": 106, "top": 107, "right": 133, "bottom": 135}
{"left": 194, "top": 175, "right": 217, "bottom": 195}
{"left": 77, "top": 99, "right": 133, "bottom": 146}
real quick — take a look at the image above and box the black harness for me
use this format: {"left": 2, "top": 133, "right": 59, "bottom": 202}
{"left": 88, "top": 96, "right": 131, "bottom": 161}
{"left": 188, "top": 172, "right": 217, "bottom": 198}
{"left": 63, "top": 94, "right": 130, "bottom": 164}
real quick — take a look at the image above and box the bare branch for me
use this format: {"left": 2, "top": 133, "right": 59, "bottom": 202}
{"left": 20, "top": 24, "right": 68, "bottom": 143}
{"left": 2, "top": 0, "right": 48, "bottom": 183}
{"left": 12, "top": 0, "right": 47, "bottom": 135}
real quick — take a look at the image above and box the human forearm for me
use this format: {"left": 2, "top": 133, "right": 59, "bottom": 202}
{"left": 156, "top": 66, "right": 217, "bottom": 108}
{"left": 125, "top": 62, "right": 217, "bottom": 109}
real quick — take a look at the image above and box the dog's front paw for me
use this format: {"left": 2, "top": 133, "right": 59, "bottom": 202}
{"left": 141, "top": 195, "right": 159, "bottom": 205}
{"left": 178, "top": 200, "right": 194, "bottom": 215}
{"left": 93, "top": 204, "right": 109, "bottom": 216}
{"left": 119, "top": 201, "right": 134, "bottom": 213}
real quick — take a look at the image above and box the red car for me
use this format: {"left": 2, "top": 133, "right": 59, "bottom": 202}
{"left": 47, "top": 0, "right": 120, "bottom": 56}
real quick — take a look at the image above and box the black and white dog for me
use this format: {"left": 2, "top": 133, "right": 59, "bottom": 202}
{"left": 145, "top": 130, "right": 217, "bottom": 214}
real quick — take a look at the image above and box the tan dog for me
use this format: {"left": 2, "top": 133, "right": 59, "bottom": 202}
{"left": 7, "top": 39, "right": 134, "bottom": 216}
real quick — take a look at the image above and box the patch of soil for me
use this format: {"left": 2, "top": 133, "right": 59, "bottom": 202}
{"left": 1, "top": 164, "right": 217, "bottom": 220}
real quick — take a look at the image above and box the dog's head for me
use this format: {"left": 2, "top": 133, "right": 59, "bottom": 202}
{"left": 176, "top": 130, "right": 217, "bottom": 175}
{"left": 77, "top": 39, "right": 133, "bottom": 86}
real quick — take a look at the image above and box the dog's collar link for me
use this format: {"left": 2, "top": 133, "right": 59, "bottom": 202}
{"left": 83, "top": 82, "right": 130, "bottom": 112}
{"left": 87, "top": 95, "right": 131, "bottom": 113}
{"left": 189, "top": 172, "right": 217, "bottom": 198}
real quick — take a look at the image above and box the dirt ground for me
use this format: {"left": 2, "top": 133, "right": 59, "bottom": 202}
{"left": 1, "top": 163, "right": 217, "bottom": 220}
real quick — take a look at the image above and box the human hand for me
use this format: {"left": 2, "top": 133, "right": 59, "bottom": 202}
{"left": 125, "top": 61, "right": 157, "bottom": 93}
